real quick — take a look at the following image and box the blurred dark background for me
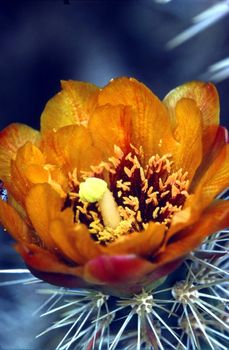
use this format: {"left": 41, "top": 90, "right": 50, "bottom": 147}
{"left": 0, "top": 0, "right": 228, "bottom": 349}
{"left": 0, "top": 0, "right": 229, "bottom": 131}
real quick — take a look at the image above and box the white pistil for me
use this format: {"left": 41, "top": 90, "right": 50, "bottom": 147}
{"left": 79, "top": 177, "right": 121, "bottom": 229}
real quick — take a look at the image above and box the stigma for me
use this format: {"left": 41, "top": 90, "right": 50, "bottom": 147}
{"left": 79, "top": 177, "right": 121, "bottom": 229}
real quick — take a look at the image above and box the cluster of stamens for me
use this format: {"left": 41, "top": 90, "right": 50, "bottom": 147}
{"left": 65, "top": 145, "right": 189, "bottom": 244}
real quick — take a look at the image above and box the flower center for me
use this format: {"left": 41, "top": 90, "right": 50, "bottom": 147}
{"left": 65, "top": 146, "right": 189, "bottom": 244}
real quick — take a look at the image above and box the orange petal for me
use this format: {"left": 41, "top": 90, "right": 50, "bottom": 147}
{"left": 49, "top": 218, "right": 83, "bottom": 264}
{"left": 25, "top": 183, "right": 64, "bottom": 249}
{"left": 8, "top": 142, "right": 47, "bottom": 204}
{"left": 163, "top": 81, "right": 219, "bottom": 129}
{"left": 6, "top": 195, "right": 28, "bottom": 224}
{"left": 41, "top": 80, "right": 99, "bottom": 132}
{"left": 201, "top": 125, "right": 228, "bottom": 167}
{"left": 0, "top": 200, "right": 31, "bottom": 243}
{"left": 23, "top": 164, "right": 49, "bottom": 184}
{"left": 164, "top": 170, "right": 228, "bottom": 244}
{"left": 88, "top": 104, "right": 133, "bottom": 157}
{"left": 10, "top": 160, "right": 30, "bottom": 205}
{"left": 48, "top": 165, "right": 68, "bottom": 187}
{"left": 16, "top": 243, "right": 83, "bottom": 276}
{"left": 98, "top": 77, "right": 174, "bottom": 161}
{"left": 153, "top": 200, "right": 229, "bottom": 266}
{"left": 163, "top": 81, "right": 219, "bottom": 156}
{"left": 194, "top": 144, "right": 229, "bottom": 207}
{"left": 49, "top": 209, "right": 101, "bottom": 264}
{"left": 165, "top": 194, "right": 202, "bottom": 243}
{"left": 191, "top": 126, "right": 228, "bottom": 192}
{"left": 41, "top": 125, "right": 102, "bottom": 174}
{"left": 16, "top": 141, "right": 44, "bottom": 165}
{"left": 171, "top": 98, "right": 203, "bottom": 180}
{"left": 103, "top": 222, "right": 166, "bottom": 256}
{"left": 79, "top": 146, "right": 104, "bottom": 175}
{"left": 46, "top": 165, "right": 69, "bottom": 195}
{"left": 0, "top": 123, "right": 40, "bottom": 184}
{"left": 67, "top": 223, "right": 101, "bottom": 263}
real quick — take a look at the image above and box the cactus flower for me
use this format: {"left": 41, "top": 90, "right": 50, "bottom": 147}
{"left": 0, "top": 77, "right": 228, "bottom": 296}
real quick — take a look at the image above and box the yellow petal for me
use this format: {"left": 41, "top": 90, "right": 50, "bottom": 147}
{"left": 0, "top": 123, "right": 40, "bottom": 184}
{"left": 25, "top": 183, "right": 64, "bottom": 249}
{"left": 41, "top": 80, "right": 99, "bottom": 132}
{"left": 98, "top": 77, "right": 174, "bottom": 161}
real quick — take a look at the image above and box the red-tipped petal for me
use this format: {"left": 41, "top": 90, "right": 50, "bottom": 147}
{"left": 84, "top": 254, "right": 153, "bottom": 285}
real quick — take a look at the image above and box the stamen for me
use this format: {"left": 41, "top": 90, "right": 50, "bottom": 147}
{"left": 67, "top": 146, "right": 190, "bottom": 245}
